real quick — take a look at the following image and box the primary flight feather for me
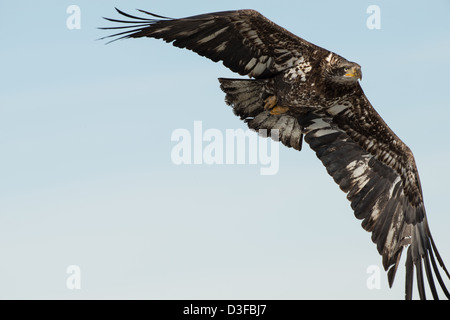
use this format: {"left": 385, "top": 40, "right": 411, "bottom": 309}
{"left": 100, "top": 8, "right": 450, "bottom": 299}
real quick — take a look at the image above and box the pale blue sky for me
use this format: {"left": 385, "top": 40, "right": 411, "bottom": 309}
{"left": 1, "top": 0, "right": 450, "bottom": 299}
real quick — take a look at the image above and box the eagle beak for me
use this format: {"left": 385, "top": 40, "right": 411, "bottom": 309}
{"left": 345, "top": 66, "right": 363, "bottom": 81}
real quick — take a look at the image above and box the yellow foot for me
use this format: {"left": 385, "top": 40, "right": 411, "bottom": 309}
{"left": 264, "top": 96, "right": 277, "bottom": 110}
{"left": 264, "top": 95, "right": 289, "bottom": 115}
{"left": 270, "top": 106, "right": 289, "bottom": 115}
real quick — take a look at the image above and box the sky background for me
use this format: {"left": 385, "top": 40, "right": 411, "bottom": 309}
{"left": 1, "top": 0, "right": 450, "bottom": 300}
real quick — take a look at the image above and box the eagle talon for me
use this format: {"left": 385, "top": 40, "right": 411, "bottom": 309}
{"left": 270, "top": 106, "right": 289, "bottom": 115}
{"left": 264, "top": 96, "right": 277, "bottom": 110}
{"left": 264, "top": 96, "right": 289, "bottom": 115}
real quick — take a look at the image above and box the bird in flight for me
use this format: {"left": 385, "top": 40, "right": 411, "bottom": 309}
{"left": 100, "top": 8, "right": 450, "bottom": 299}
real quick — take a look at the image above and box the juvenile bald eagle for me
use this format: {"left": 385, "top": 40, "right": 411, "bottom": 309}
{"left": 100, "top": 8, "right": 450, "bottom": 299}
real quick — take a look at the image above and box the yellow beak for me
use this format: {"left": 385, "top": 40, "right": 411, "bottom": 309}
{"left": 345, "top": 67, "right": 363, "bottom": 80}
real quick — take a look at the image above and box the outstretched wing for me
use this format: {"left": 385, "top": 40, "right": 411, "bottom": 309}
{"left": 100, "top": 8, "right": 328, "bottom": 79}
{"left": 298, "top": 87, "right": 450, "bottom": 299}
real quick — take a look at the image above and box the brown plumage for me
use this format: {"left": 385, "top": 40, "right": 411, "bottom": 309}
{"left": 100, "top": 8, "right": 450, "bottom": 299}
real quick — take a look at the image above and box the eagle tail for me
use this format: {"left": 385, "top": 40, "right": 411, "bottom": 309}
{"left": 219, "top": 78, "right": 268, "bottom": 120}
{"left": 218, "top": 78, "right": 303, "bottom": 151}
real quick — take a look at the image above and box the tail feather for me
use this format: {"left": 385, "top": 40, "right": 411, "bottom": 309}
{"left": 218, "top": 78, "right": 303, "bottom": 151}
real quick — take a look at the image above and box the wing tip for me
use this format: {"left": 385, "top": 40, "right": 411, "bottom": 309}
{"left": 400, "top": 223, "right": 450, "bottom": 300}
{"left": 99, "top": 8, "right": 167, "bottom": 44}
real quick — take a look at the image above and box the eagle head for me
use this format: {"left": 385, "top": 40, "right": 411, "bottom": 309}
{"left": 324, "top": 53, "right": 362, "bottom": 86}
